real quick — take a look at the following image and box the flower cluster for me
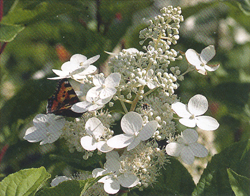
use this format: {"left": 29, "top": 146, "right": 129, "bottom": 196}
{"left": 23, "top": 6, "right": 220, "bottom": 195}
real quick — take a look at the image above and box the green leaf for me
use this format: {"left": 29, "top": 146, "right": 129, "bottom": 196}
{"left": 234, "top": 0, "right": 250, "bottom": 15}
{"left": 1, "top": 2, "right": 78, "bottom": 25}
{"left": 36, "top": 176, "right": 105, "bottom": 196}
{"left": 0, "top": 23, "right": 25, "bottom": 42}
{"left": 132, "top": 158, "right": 195, "bottom": 196}
{"left": 0, "top": 167, "right": 50, "bottom": 196}
{"left": 192, "top": 139, "right": 250, "bottom": 196}
{"left": 227, "top": 168, "right": 250, "bottom": 196}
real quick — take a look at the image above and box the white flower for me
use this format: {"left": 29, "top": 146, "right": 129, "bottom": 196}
{"left": 51, "top": 176, "right": 71, "bottom": 187}
{"left": 107, "top": 112, "right": 158, "bottom": 151}
{"left": 23, "top": 114, "right": 65, "bottom": 145}
{"left": 166, "top": 129, "right": 208, "bottom": 164}
{"left": 171, "top": 94, "right": 219, "bottom": 131}
{"left": 92, "top": 151, "right": 139, "bottom": 194}
{"left": 185, "top": 45, "right": 220, "bottom": 75}
{"left": 88, "top": 73, "right": 121, "bottom": 99}
{"left": 48, "top": 54, "right": 99, "bottom": 80}
{"left": 81, "top": 117, "right": 113, "bottom": 153}
{"left": 138, "top": 69, "right": 158, "bottom": 89}
{"left": 71, "top": 89, "right": 112, "bottom": 113}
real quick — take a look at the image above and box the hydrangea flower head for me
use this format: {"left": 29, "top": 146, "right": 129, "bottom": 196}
{"left": 171, "top": 94, "right": 219, "bottom": 131}
{"left": 48, "top": 54, "right": 99, "bottom": 80}
{"left": 107, "top": 112, "right": 158, "bottom": 151}
{"left": 81, "top": 117, "right": 113, "bottom": 153}
{"left": 185, "top": 45, "right": 220, "bottom": 75}
{"left": 92, "top": 151, "right": 139, "bottom": 194}
{"left": 23, "top": 114, "right": 65, "bottom": 145}
{"left": 166, "top": 129, "right": 208, "bottom": 164}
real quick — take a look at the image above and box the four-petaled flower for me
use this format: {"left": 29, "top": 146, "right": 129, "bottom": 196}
{"left": 88, "top": 73, "right": 121, "bottom": 99}
{"left": 166, "top": 129, "right": 208, "bottom": 164}
{"left": 48, "top": 54, "right": 99, "bottom": 80}
{"left": 24, "top": 114, "right": 65, "bottom": 145}
{"left": 71, "top": 89, "right": 112, "bottom": 113}
{"left": 92, "top": 151, "right": 139, "bottom": 194}
{"left": 81, "top": 117, "right": 113, "bottom": 153}
{"left": 107, "top": 112, "right": 158, "bottom": 151}
{"left": 185, "top": 45, "right": 220, "bottom": 75}
{"left": 171, "top": 94, "right": 219, "bottom": 131}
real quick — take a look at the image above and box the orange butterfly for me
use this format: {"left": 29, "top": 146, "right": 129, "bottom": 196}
{"left": 47, "top": 79, "right": 83, "bottom": 117}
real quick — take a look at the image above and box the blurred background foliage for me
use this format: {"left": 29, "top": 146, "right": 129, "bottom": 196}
{"left": 0, "top": 0, "right": 250, "bottom": 189}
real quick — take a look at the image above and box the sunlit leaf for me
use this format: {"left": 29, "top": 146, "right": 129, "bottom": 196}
{"left": 2, "top": 2, "right": 78, "bottom": 25}
{"left": 0, "top": 167, "right": 50, "bottom": 196}
{"left": 192, "top": 139, "right": 250, "bottom": 195}
{"left": 0, "top": 23, "right": 25, "bottom": 42}
{"left": 227, "top": 168, "right": 250, "bottom": 196}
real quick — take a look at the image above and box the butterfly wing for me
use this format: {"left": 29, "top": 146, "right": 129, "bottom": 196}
{"left": 47, "top": 79, "right": 83, "bottom": 117}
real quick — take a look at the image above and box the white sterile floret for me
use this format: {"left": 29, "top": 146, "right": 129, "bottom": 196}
{"left": 51, "top": 176, "right": 71, "bottom": 187}
{"left": 185, "top": 45, "right": 220, "bottom": 75}
{"left": 48, "top": 54, "right": 99, "bottom": 80}
{"left": 92, "top": 151, "right": 139, "bottom": 194}
{"left": 81, "top": 117, "right": 113, "bottom": 153}
{"left": 88, "top": 73, "right": 121, "bottom": 99}
{"left": 171, "top": 94, "right": 219, "bottom": 131}
{"left": 24, "top": 114, "right": 65, "bottom": 145}
{"left": 71, "top": 89, "right": 112, "bottom": 113}
{"left": 166, "top": 129, "right": 208, "bottom": 164}
{"left": 107, "top": 112, "right": 158, "bottom": 151}
{"left": 138, "top": 69, "right": 158, "bottom": 89}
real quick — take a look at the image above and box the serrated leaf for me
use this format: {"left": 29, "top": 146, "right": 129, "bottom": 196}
{"left": 0, "top": 23, "right": 25, "bottom": 42}
{"left": 227, "top": 168, "right": 250, "bottom": 196}
{"left": 1, "top": 2, "right": 78, "bottom": 25}
{"left": 192, "top": 139, "right": 250, "bottom": 196}
{"left": 0, "top": 167, "right": 50, "bottom": 196}
{"left": 36, "top": 176, "right": 105, "bottom": 196}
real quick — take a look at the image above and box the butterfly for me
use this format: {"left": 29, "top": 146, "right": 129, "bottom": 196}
{"left": 47, "top": 79, "right": 84, "bottom": 117}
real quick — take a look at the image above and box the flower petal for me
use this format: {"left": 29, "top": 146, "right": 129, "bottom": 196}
{"left": 180, "top": 146, "right": 195, "bottom": 165}
{"left": 93, "top": 75, "right": 105, "bottom": 87}
{"left": 165, "top": 142, "right": 183, "bottom": 157}
{"left": 200, "top": 45, "right": 215, "bottom": 64}
{"left": 97, "top": 141, "right": 114, "bottom": 153}
{"left": 196, "top": 116, "right": 219, "bottom": 131}
{"left": 189, "top": 143, "right": 208, "bottom": 157}
{"left": 188, "top": 94, "right": 208, "bottom": 116}
{"left": 127, "top": 137, "right": 141, "bottom": 151}
{"left": 71, "top": 101, "right": 91, "bottom": 113}
{"left": 105, "top": 73, "right": 121, "bottom": 88}
{"left": 139, "top": 120, "right": 158, "bottom": 141}
{"left": 92, "top": 168, "right": 107, "bottom": 178}
{"left": 100, "top": 88, "right": 117, "bottom": 99}
{"left": 107, "top": 134, "right": 134, "bottom": 149}
{"left": 81, "top": 55, "right": 100, "bottom": 67}
{"left": 179, "top": 118, "right": 196, "bottom": 128}
{"left": 85, "top": 117, "right": 105, "bottom": 138}
{"left": 51, "top": 176, "right": 71, "bottom": 187}
{"left": 204, "top": 64, "right": 220, "bottom": 72}
{"left": 104, "top": 179, "right": 120, "bottom": 194}
{"left": 171, "top": 102, "right": 191, "bottom": 118}
{"left": 185, "top": 49, "right": 202, "bottom": 67}
{"left": 23, "top": 127, "right": 45, "bottom": 143}
{"left": 70, "top": 54, "right": 87, "bottom": 64}
{"left": 182, "top": 129, "right": 198, "bottom": 143}
{"left": 81, "top": 136, "right": 97, "bottom": 151}
{"left": 118, "top": 173, "right": 139, "bottom": 188}
{"left": 121, "top": 112, "right": 143, "bottom": 135}
{"left": 61, "top": 61, "right": 79, "bottom": 72}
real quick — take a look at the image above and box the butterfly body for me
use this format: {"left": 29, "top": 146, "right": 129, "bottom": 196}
{"left": 47, "top": 79, "right": 83, "bottom": 117}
